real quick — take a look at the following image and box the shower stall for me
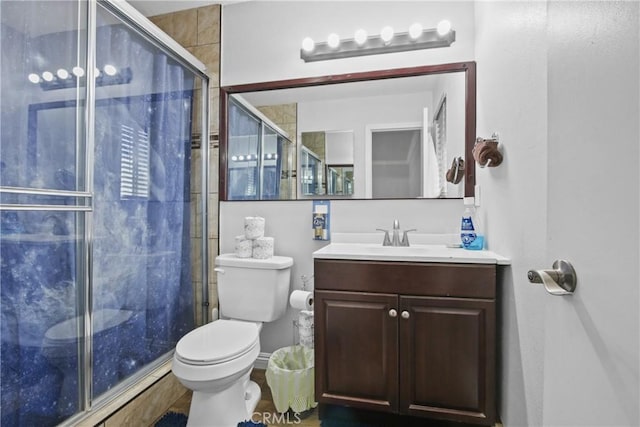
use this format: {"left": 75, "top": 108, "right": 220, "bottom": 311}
{"left": 0, "top": 1, "right": 209, "bottom": 425}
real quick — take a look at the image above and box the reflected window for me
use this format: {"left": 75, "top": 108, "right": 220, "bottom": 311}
{"left": 432, "top": 96, "right": 447, "bottom": 197}
{"left": 119, "top": 124, "right": 150, "bottom": 199}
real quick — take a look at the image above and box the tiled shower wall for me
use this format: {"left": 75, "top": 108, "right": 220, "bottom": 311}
{"left": 150, "top": 5, "right": 221, "bottom": 326}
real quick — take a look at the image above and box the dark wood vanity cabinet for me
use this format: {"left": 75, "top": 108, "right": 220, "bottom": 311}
{"left": 314, "top": 259, "right": 497, "bottom": 426}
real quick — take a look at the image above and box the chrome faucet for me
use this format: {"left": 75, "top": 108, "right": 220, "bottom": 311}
{"left": 391, "top": 219, "right": 401, "bottom": 247}
{"left": 401, "top": 227, "right": 417, "bottom": 246}
{"left": 377, "top": 220, "right": 416, "bottom": 246}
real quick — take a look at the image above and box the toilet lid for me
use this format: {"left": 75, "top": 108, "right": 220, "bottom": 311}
{"left": 175, "top": 320, "right": 259, "bottom": 365}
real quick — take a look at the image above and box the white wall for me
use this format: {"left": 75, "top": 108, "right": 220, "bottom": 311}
{"left": 221, "top": 1, "right": 475, "bottom": 85}
{"left": 475, "top": 2, "right": 548, "bottom": 425}
{"left": 221, "top": 1, "right": 476, "bottom": 355}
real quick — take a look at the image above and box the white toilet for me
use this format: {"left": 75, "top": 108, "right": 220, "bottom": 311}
{"left": 172, "top": 254, "right": 293, "bottom": 427}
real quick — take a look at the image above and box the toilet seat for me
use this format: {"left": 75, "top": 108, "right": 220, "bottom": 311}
{"left": 175, "top": 320, "right": 259, "bottom": 366}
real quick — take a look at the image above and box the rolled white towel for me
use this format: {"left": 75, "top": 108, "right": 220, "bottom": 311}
{"left": 234, "top": 235, "right": 252, "bottom": 258}
{"left": 244, "top": 216, "right": 265, "bottom": 240}
{"left": 252, "top": 236, "right": 274, "bottom": 259}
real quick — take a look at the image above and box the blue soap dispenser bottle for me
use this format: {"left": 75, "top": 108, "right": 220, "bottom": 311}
{"left": 460, "top": 197, "right": 484, "bottom": 250}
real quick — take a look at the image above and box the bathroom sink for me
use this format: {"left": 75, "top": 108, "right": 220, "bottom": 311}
{"left": 313, "top": 243, "right": 440, "bottom": 260}
{"left": 312, "top": 242, "right": 510, "bottom": 264}
{"left": 359, "top": 244, "right": 433, "bottom": 255}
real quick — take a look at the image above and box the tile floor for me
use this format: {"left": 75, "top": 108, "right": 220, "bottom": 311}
{"left": 156, "top": 369, "right": 320, "bottom": 427}
{"left": 157, "top": 369, "right": 503, "bottom": 427}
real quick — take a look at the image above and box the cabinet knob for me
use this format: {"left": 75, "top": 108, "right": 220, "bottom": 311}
{"left": 389, "top": 309, "right": 398, "bottom": 318}
{"left": 401, "top": 311, "right": 410, "bottom": 319}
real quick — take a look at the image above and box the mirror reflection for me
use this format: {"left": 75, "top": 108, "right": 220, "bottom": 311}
{"left": 221, "top": 62, "right": 476, "bottom": 200}
{"left": 227, "top": 96, "right": 295, "bottom": 200}
{"left": 300, "top": 130, "right": 354, "bottom": 197}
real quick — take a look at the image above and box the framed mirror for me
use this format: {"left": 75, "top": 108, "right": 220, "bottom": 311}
{"left": 220, "top": 61, "right": 476, "bottom": 201}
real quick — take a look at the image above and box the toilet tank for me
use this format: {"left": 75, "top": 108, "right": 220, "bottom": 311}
{"left": 215, "top": 254, "right": 293, "bottom": 322}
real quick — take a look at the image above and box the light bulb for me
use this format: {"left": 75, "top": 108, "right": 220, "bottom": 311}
{"left": 56, "top": 68, "right": 69, "bottom": 79}
{"left": 238, "top": 155, "right": 245, "bottom": 161}
{"left": 266, "top": 153, "right": 273, "bottom": 159}
{"left": 380, "top": 26, "right": 394, "bottom": 44}
{"left": 104, "top": 64, "right": 117, "bottom": 76}
{"left": 354, "top": 29, "right": 367, "bottom": 46}
{"left": 41, "top": 71, "right": 54, "bottom": 82}
{"left": 437, "top": 20, "right": 452, "bottom": 36}
{"left": 72, "top": 66, "right": 85, "bottom": 77}
{"left": 28, "top": 73, "right": 40, "bottom": 84}
{"left": 302, "top": 37, "right": 315, "bottom": 53}
{"left": 408, "top": 23, "right": 423, "bottom": 40}
{"left": 95, "top": 68, "right": 101, "bottom": 77}
{"left": 231, "top": 155, "right": 238, "bottom": 161}
{"left": 327, "top": 33, "right": 340, "bottom": 49}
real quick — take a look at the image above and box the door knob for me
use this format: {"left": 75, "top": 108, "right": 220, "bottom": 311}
{"left": 401, "top": 311, "right": 410, "bottom": 319}
{"left": 527, "top": 260, "right": 577, "bottom": 295}
{"left": 389, "top": 309, "right": 398, "bottom": 318}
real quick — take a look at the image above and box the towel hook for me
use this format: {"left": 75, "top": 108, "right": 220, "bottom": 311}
{"left": 474, "top": 132, "right": 503, "bottom": 168}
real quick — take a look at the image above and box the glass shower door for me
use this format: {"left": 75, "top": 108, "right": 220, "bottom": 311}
{"left": 90, "top": 3, "right": 196, "bottom": 400}
{"left": 1, "top": 1, "right": 90, "bottom": 425}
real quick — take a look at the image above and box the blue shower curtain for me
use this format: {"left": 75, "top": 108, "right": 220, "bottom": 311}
{"left": 90, "top": 17, "right": 194, "bottom": 395}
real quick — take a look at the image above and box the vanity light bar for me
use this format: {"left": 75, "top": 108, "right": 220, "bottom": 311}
{"left": 300, "top": 21, "right": 455, "bottom": 62}
{"left": 27, "top": 65, "right": 132, "bottom": 91}
{"left": 230, "top": 154, "right": 278, "bottom": 162}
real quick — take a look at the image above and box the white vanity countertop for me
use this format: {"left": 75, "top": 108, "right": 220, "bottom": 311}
{"left": 313, "top": 242, "right": 511, "bottom": 265}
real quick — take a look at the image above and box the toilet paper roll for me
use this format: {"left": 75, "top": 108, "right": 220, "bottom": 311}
{"left": 252, "top": 236, "right": 274, "bottom": 259}
{"left": 234, "top": 235, "right": 252, "bottom": 258}
{"left": 300, "top": 335, "right": 314, "bottom": 348}
{"left": 298, "top": 310, "right": 314, "bottom": 328}
{"left": 244, "top": 216, "right": 265, "bottom": 240}
{"left": 298, "top": 329, "right": 313, "bottom": 341}
{"left": 290, "top": 290, "right": 313, "bottom": 310}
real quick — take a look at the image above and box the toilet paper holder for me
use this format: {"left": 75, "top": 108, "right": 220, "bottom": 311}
{"left": 527, "top": 259, "right": 577, "bottom": 295}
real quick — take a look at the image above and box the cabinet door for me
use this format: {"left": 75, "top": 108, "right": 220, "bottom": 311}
{"left": 399, "top": 296, "right": 495, "bottom": 425}
{"left": 315, "top": 290, "right": 398, "bottom": 412}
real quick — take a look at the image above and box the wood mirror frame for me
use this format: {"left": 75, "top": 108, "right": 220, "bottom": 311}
{"left": 219, "top": 61, "right": 476, "bottom": 201}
